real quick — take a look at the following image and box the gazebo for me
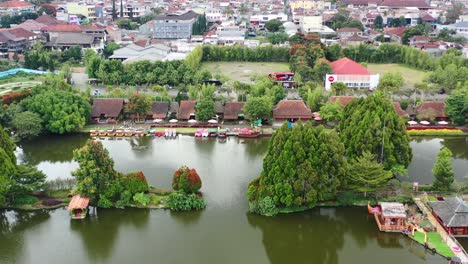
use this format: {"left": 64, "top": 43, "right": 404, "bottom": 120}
{"left": 374, "top": 202, "right": 408, "bottom": 232}
{"left": 68, "top": 195, "right": 90, "bottom": 220}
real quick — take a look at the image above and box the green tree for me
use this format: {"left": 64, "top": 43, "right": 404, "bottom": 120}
{"left": 325, "top": 44, "right": 343, "bottom": 61}
{"left": 244, "top": 96, "right": 273, "bottom": 120}
{"left": 265, "top": 19, "right": 284, "bottom": 32}
{"left": 432, "top": 147, "right": 454, "bottom": 191}
{"left": 347, "top": 151, "right": 392, "bottom": 196}
{"left": 195, "top": 99, "right": 216, "bottom": 121}
{"left": 402, "top": 27, "right": 424, "bottom": 45}
{"left": 61, "top": 46, "right": 82, "bottom": 62}
{"left": 72, "top": 140, "right": 119, "bottom": 202}
{"left": 377, "top": 72, "right": 405, "bottom": 93}
{"left": 103, "top": 42, "right": 121, "bottom": 59}
{"left": 338, "top": 92, "right": 412, "bottom": 170}
{"left": 331, "top": 82, "right": 347, "bottom": 96}
{"left": 172, "top": 166, "right": 202, "bottom": 193}
{"left": 0, "top": 125, "right": 16, "bottom": 205}
{"left": 23, "top": 86, "right": 91, "bottom": 134}
{"left": 445, "top": 86, "right": 468, "bottom": 125}
{"left": 12, "top": 111, "right": 43, "bottom": 140}
{"left": 313, "top": 58, "right": 331, "bottom": 82}
{"left": 305, "top": 84, "right": 324, "bottom": 112}
{"left": 319, "top": 101, "right": 342, "bottom": 122}
{"left": 446, "top": 3, "right": 464, "bottom": 24}
{"left": 128, "top": 93, "right": 152, "bottom": 121}
{"left": 8, "top": 165, "right": 46, "bottom": 202}
{"left": 83, "top": 48, "right": 99, "bottom": 67}
{"left": 374, "top": 15, "right": 383, "bottom": 29}
{"left": 267, "top": 32, "right": 289, "bottom": 44}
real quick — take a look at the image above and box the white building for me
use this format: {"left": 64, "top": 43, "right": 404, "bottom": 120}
{"left": 325, "top": 57, "right": 380, "bottom": 91}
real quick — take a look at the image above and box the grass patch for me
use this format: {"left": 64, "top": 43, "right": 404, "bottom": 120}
{"left": 201, "top": 62, "right": 290, "bottom": 83}
{"left": 367, "top": 63, "right": 428, "bottom": 89}
{"left": 13, "top": 195, "right": 40, "bottom": 206}
{"left": 412, "top": 231, "right": 455, "bottom": 257}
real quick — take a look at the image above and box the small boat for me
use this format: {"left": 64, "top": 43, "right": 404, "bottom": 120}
{"left": 89, "top": 130, "right": 97, "bottom": 137}
{"left": 201, "top": 129, "right": 209, "bottom": 137}
{"left": 367, "top": 202, "right": 381, "bottom": 214}
{"left": 238, "top": 128, "right": 260, "bottom": 138}
{"left": 116, "top": 130, "right": 124, "bottom": 137}
{"left": 125, "top": 131, "right": 133, "bottom": 137}
{"left": 208, "top": 128, "right": 218, "bottom": 137}
{"left": 155, "top": 131, "right": 165, "bottom": 137}
{"left": 107, "top": 130, "right": 115, "bottom": 137}
{"left": 195, "top": 129, "right": 203, "bottom": 137}
{"left": 218, "top": 129, "right": 227, "bottom": 138}
{"left": 98, "top": 130, "right": 107, "bottom": 137}
{"left": 164, "top": 129, "right": 169, "bottom": 137}
{"left": 171, "top": 129, "right": 177, "bottom": 137}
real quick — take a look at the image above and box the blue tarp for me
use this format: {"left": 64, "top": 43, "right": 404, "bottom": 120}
{"left": 0, "top": 68, "right": 48, "bottom": 79}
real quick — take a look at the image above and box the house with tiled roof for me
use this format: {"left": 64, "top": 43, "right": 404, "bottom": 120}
{"left": 153, "top": 11, "right": 201, "bottom": 39}
{"left": 415, "top": 101, "right": 448, "bottom": 121}
{"left": 35, "top": 15, "right": 65, "bottom": 26}
{"left": 149, "top": 102, "right": 169, "bottom": 120}
{"left": 393, "top": 102, "right": 408, "bottom": 117}
{"left": 327, "top": 96, "right": 356, "bottom": 108}
{"left": 336, "top": 27, "right": 363, "bottom": 38}
{"left": 0, "top": 0, "right": 34, "bottom": 15}
{"left": 223, "top": 102, "right": 245, "bottom": 121}
{"left": 339, "top": 33, "right": 369, "bottom": 46}
{"left": 17, "top": 20, "right": 46, "bottom": 34}
{"left": 429, "top": 197, "right": 468, "bottom": 237}
{"left": 326, "top": 57, "right": 380, "bottom": 91}
{"left": 273, "top": 100, "right": 313, "bottom": 124}
{"left": 91, "top": 98, "right": 124, "bottom": 123}
{"left": 383, "top": 27, "right": 407, "bottom": 43}
{"left": 178, "top": 101, "right": 196, "bottom": 120}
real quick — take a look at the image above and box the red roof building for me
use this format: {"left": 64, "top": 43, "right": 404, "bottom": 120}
{"left": 273, "top": 100, "right": 313, "bottom": 122}
{"left": 223, "top": 102, "right": 245, "bottom": 120}
{"left": 330, "top": 57, "right": 370, "bottom": 75}
{"left": 328, "top": 96, "right": 356, "bottom": 108}
{"left": 0, "top": 0, "right": 34, "bottom": 8}
{"left": 393, "top": 102, "right": 408, "bottom": 117}
{"left": 415, "top": 101, "right": 448, "bottom": 120}
{"left": 178, "top": 101, "right": 196, "bottom": 120}
{"left": 41, "top": 24, "right": 82, "bottom": 32}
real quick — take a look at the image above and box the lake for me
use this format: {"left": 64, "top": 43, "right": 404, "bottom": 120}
{"left": 1, "top": 135, "right": 467, "bottom": 264}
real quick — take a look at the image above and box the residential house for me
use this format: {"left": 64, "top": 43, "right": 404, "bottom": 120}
{"left": 91, "top": 98, "right": 124, "bottom": 124}
{"left": 177, "top": 101, "right": 196, "bottom": 120}
{"left": 43, "top": 24, "right": 105, "bottom": 53}
{"left": 16, "top": 19, "right": 46, "bottom": 34}
{"left": 409, "top": 35, "right": 429, "bottom": 46}
{"left": 250, "top": 13, "right": 288, "bottom": 29}
{"left": 429, "top": 197, "right": 468, "bottom": 237}
{"left": 223, "top": 102, "right": 245, "bottom": 121}
{"left": 300, "top": 15, "right": 335, "bottom": 35}
{"left": 216, "top": 24, "right": 245, "bottom": 44}
{"left": 148, "top": 102, "right": 169, "bottom": 120}
{"left": 121, "top": 4, "right": 147, "bottom": 18}
{"left": 325, "top": 57, "right": 380, "bottom": 91}
{"left": 205, "top": 9, "right": 228, "bottom": 22}
{"left": 36, "top": 15, "right": 65, "bottom": 25}
{"left": 383, "top": 27, "right": 406, "bottom": 43}
{"left": 454, "top": 21, "right": 468, "bottom": 37}
{"left": 153, "top": 11, "right": 200, "bottom": 39}
{"left": 339, "top": 33, "right": 369, "bottom": 46}
{"left": 273, "top": 100, "right": 313, "bottom": 125}
{"left": 415, "top": 101, "right": 448, "bottom": 121}
{"left": 0, "top": 1, "right": 35, "bottom": 16}
{"left": 66, "top": 3, "right": 96, "bottom": 19}
{"left": 336, "top": 27, "right": 363, "bottom": 38}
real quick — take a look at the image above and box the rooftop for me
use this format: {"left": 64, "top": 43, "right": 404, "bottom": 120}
{"left": 330, "top": 57, "right": 370, "bottom": 75}
{"left": 91, "top": 98, "right": 124, "bottom": 118}
{"left": 273, "top": 100, "right": 313, "bottom": 120}
{"left": 429, "top": 197, "right": 468, "bottom": 227}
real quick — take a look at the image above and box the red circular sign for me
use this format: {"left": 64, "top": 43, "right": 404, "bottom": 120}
{"left": 328, "top": 76, "right": 335, "bottom": 82}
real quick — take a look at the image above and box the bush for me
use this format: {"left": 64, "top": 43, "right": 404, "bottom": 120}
{"left": 172, "top": 166, "right": 202, "bottom": 194}
{"left": 167, "top": 191, "right": 205, "bottom": 211}
{"left": 42, "top": 198, "right": 61, "bottom": 206}
{"left": 133, "top": 192, "right": 151, "bottom": 206}
{"left": 13, "top": 195, "right": 39, "bottom": 206}
{"left": 249, "top": 196, "right": 278, "bottom": 216}
{"left": 123, "top": 171, "right": 149, "bottom": 195}
{"left": 115, "top": 190, "right": 132, "bottom": 208}
{"left": 337, "top": 191, "right": 354, "bottom": 206}
{"left": 97, "top": 196, "right": 113, "bottom": 208}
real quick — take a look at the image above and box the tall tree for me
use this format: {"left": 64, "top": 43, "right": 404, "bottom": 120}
{"left": 0, "top": 125, "right": 16, "bottom": 205}
{"left": 338, "top": 92, "right": 412, "bottom": 170}
{"left": 432, "top": 147, "right": 454, "bottom": 191}
{"left": 72, "top": 140, "right": 119, "bottom": 202}
{"left": 313, "top": 58, "right": 331, "bottom": 83}
{"left": 265, "top": 19, "right": 284, "bottom": 32}
{"left": 347, "top": 151, "right": 392, "bottom": 196}
{"left": 377, "top": 72, "right": 405, "bottom": 93}
{"left": 445, "top": 85, "right": 468, "bottom": 125}
{"left": 374, "top": 15, "right": 383, "bottom": 29}
{"left": 127, "top": 93, "right": 152, "bottom": 121}
{"left": 244, "top": 96, "right": 273, "bottom": 121}
{"left": 12, "top": 111, "right": 43, "bottom": 140}
{"left": 248, "top": 123, "right": 347, "bottom": 212}
{"left": 195, "top": 99, "right": 216, "bottom": 121}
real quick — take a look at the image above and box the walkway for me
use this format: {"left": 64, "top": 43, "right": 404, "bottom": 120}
{"left": 414, "top": 197, "right": 468, "bottom": 263}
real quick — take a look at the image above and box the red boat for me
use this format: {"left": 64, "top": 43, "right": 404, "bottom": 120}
{"left": 238, "top": 128, "right": 261, "bottom": 138}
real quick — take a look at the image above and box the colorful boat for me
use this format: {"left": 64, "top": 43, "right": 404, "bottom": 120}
{"left": 89, "top": 130, "right": 97, "bottom": 137}
{"left": 218, "top": 129, "right": 227, "bottom": 138}
{"left": 367, "top": 202, "right": 382, "bottom": 214}
{"left": 201, "top": 129, "right": 209, "bottom": 137}
{"left": 164, "top": 129, "right": 169, "bottom": 137}
{"left": 125, "top": 131, "right": 133, "bottom": 137}
{"left": 171, "top": 129, "right": 177, "bottom": 137}
{"left": 116, "top": 130, "right": 124, "bottom": 137}
{"left": 107, "top": 130, "right": 115, "bottom": 137}
{"left": 98, "top": 131, "right": 107, "bottom": 137}
{"left": 195, "top": 129, "right": 203, "bottom": 137}
{"left": 208, "top": 128, "right": 218, "bottom": 137}
{"left": 68, "top": 195, "right": 90, "bottom": 220}
{"left": 238, "top": 128, "right": 260, "bottom": 138}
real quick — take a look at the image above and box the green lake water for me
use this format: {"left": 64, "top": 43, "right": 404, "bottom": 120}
{"left": 0, "top": 135, "right": 466, "bottom": 264}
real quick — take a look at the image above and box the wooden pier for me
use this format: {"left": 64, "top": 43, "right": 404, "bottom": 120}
{"left": 414, "top": 197, "right": 468, "bottom": 263}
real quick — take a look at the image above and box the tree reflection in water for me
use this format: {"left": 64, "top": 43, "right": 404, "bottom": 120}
{"left": 70, "top": 208, "right": 149, "bottom": 263}
{"left": 0, "top": 209, "right": 50, "bottom": 263}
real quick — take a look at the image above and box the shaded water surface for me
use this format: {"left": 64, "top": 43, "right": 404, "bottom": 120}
{"left": 1, "top": 135, "right": 466, "bottom": 264}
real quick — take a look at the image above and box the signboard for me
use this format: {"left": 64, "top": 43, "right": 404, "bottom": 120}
{"left": 328, "top": 76, "right": 335, "bottom": 82}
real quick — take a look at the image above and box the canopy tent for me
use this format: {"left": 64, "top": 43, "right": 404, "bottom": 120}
{"left": 437, "top": 121, "right": 449, "bottom": 125}
{"left": 169, "top": 119, "right": 178, "bottom": 123}
{"left": 153, "top": 119, "right": 163, "bottom": 123}
{"left": 419, "top": 120, "right": 430, "bottom": 125}
{"left": 407, "top": 120, "right": 418, "bottom": 125}
{"left": 208, "top": 119, "right": 218, "bottom": 124}
{"left": 188, "top": 119, "right": 197, "bottom": 123}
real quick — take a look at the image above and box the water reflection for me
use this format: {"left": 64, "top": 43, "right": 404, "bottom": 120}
{"left": 70, "top": 208, "right": 149, "bottom": 263}
{"left": 0, "top": 210, "right": 50, "bottom": 263}
{"left": 169, "top": 210, "right": 203, "bottom": 226}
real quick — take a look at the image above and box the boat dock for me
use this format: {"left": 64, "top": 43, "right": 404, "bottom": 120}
{"left": 414, "top": 197, "right": 468, "bottom": 263}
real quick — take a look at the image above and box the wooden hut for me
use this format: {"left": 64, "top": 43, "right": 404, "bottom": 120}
{"left": 68, "top": 195, "right": 90, "bottom": 220}
{"left": 374, "top": 202, "right": 407, "bottom": 232}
